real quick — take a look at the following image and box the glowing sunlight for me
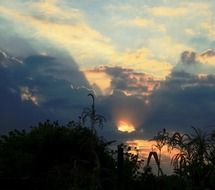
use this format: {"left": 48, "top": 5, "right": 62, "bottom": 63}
{"left": 117, "top": 120, "right": 135, "bottom": 133}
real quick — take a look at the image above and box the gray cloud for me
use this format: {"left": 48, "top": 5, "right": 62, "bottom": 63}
{"left": 2, "top": 47, "right": 215, "bottom": 142}
{"left": 96, "top": 89, "right": 148, "bottom": 140}
{"left": 0, "top": 49, "right": 93, "bottom": 132}
{"left": 90, "top": 66, "right": 159, "bottom": 97}
{"left": 173, "top": 50, "right": 215, "bottom": 75}
{"left": 200, "top": 49, "right": 215, "bottom": 57}
{"left": 180, "top": 51, "right": 196, "bottom": 65}
{"left": 143, "top": 60, "right": 215, "bottom": 135}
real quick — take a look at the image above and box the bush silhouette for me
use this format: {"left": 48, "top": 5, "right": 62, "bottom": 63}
{"left": 0, "top": 120, "right": 116, "bottom": 190}
{"left": 0, "top": 117, "right": 215, "bottom": 190}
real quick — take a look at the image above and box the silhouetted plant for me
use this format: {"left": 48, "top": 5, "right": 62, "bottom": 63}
{"left": 168, "top": 132, "right": 191, "bottom": 176}
{"left": 81, "top": 93, "right": 106, "bottom": 133}
{"left": 116, "top": 144, "right": 144, "bottom": 190}
{"left": 166, "top": 127, "right": 214, "bottom": 189}
{"left": 146, "top": 151, "right": 164, "bottom": 176}
{"left": 0, "top": 120, "right": 116, "bottom": 190}
{"left": 152, "top": 128, "right": 169, "bottom": 176}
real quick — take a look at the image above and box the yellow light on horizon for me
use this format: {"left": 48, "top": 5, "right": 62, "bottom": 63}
{"left": 117, "top": 120, "right": 135, "bottom": 133}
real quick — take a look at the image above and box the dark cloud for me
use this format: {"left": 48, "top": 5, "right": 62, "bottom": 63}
{"left": 84, "top": 61, "right": 215, "bottom": 139}
{"left": 109, "top": 49, "right": 215, "bottom": 137}
{"left": 173, "top": 50, "right": 215, "bottom": 75}
{"left": 180, "top": 51, "right": 196, "bottom": 65}
{"left": 0, "top": 50, "right": 93, "bottom": 132}
{"left": 143, "top": 70, "right": 215, "bottom": 136}
{"left": 0, "top": 50, "right": 150, "bottom": 142}
{"left": 2, "top": 47, "right": 215, "bottom": 143}
{"left": 89, "top": 66, "right": 159, "bottom": 97}
{"left": 96, "top": 90, "right": 148, "bottom": 140}
{"left": 200, "top": 49, "right": 215, "bottom": 57}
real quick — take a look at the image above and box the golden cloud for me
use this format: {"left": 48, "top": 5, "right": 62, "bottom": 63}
{"left": 148, "top": 6, "right": 188, "bottom": 17}
{"left": 83, "top": 69, "right": 111, "bottom": 95}
{"left": 147, "top": 36, "right": 193, "bottom": 61}
{"left": 114, "top": 16, "right": 166, "bottom": 33}
{"left": 83, "top": 66, "right": 160, "bottom": 97}
{"left": 0, "top": 3, "right": 173, "bottom": 80}
{"left": 0, "top": 5, "right": 115, "bottom": 67}
{"left": 201, "top": 20, "right": 215, "bottom": 38}
{"left": 131, "top": 17, "right": 153, "bottom": 27}
{"left": 29, "top": 0, "right": 82, "bottom": 21}
{"left": 197, "top": 49, "right": 215, "bottom": 66}
{"left": 110, "top": 47, "right": 172, "bottom": 79}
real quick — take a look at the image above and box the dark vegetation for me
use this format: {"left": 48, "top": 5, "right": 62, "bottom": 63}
{"left": 0, "top": 95, "right": 215, "bottom": 189}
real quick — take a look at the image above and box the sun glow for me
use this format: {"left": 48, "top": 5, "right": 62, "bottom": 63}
{"left": 117, "top": 120, "right": 135, "bottom": 133}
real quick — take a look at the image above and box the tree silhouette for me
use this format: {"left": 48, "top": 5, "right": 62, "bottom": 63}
{"left": 0, "top": 120, "right": 116, "bottom": 190}
{"left": 81, "top": 93, "right": 106, "bottom": 133}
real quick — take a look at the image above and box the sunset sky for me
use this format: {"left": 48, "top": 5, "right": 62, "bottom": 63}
{"left": 1, "top": 0, "right": 215, "bottom": 162}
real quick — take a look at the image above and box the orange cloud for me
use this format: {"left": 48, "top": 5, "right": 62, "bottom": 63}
{"left": 83, "top": 66, "right": 160, "bottom": 97}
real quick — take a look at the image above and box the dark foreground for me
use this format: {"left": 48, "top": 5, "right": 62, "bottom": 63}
{"left": 0, "top": 120, "right": 214, "bottom": 190}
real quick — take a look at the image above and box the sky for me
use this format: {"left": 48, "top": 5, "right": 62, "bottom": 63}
{"left": 1, "top": 0, "right": 215, "bottom": 173}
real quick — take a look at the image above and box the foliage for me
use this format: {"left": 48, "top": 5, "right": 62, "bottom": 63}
{"left": 152, "top": 128, "right": 169, "bottom": 176}
{"left": 165, "top": 127, "right": 215, "bottom": 189}
{"left": 81, "top": 93, "right": 106, "bottom": 133}
{"left": 0, "top": 100, "right": 215, "bottom": 190}
{"left": 0, "top": 120, "right": 116, "bottom": 190}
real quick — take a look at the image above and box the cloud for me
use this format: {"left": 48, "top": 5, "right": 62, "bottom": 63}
{"left": 29, "top": 0, "right": 82, "bottom": 23}
{"left": 142, "top": 50, "right": 215, "bottom": 135}
{"left": 115, "top": 16, "right": 166, "bottom": 32}
{"left": 0, "top": 49, "right": 94, "bottom": 132}
{"left": 1, "top": 0, "right": 215, "bottom": 145}
{"left": 97, "top": 90, "right": 148, "bottom": 136}
{"left": 2, "top": 46, "right": 215, "bottom": 145}
{"left": 83, "top": 68, "right": 111, "bottom": 95}
{"left": 180, "top": 51, "right": 196, "bottom": 65}
{"left": 198, "top": 49, "right": 215, "bottom": 66}
{"left": 173, "top": 49, "right": 215, "bottom": 75}
{"left": 144, "top": 71, "right": 215, "bottom": 134}
{"left": 130, "top": 17, "right": 154, "bottom": 27}
{"left": 147, "top": 3, "right": 209, "bottom": 18}
{"left": 147, "top": 6, "right": 188, "bottom": 17}
{"left": 201, "top": 20, "right": 215, "bottom": 38}
{"left": 0, "top": 4, "right": 115, "bottom": 68}
{"left": 0, "top": 2, "right": 175, "bottom": 79}
{"left": 20, "top": 86, "right": 40, "bottom": 106}
{"left": 109, "top": 47, "right": 173, "bottom": 79}
{"left": 84, "top": 66, "right": 162, "bottom": 140}
{"left": 84, "top": 66, "right": 160, "bottom": 97}
{"left": 92, "top": 49, "right": 215, "bottom": 139}
{"left": 147, "top": 36, "right": 193, "bottom": 62}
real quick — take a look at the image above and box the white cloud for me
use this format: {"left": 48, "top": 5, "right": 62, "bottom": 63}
{"left": 20, "top": 86, "right": 40, "bottom": 106}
